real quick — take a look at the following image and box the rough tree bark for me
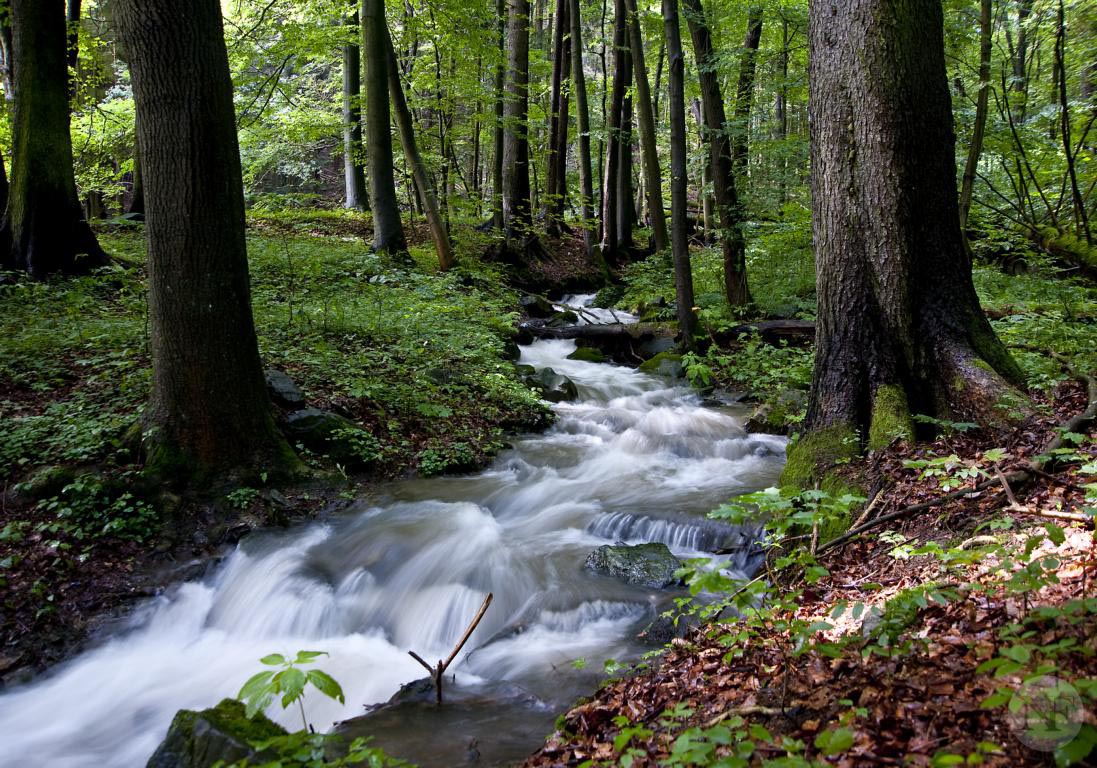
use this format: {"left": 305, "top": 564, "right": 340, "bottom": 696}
{"left": 624, "top": 0, "right": 667, "bottom": 253}
{"left": 113, "top": 0, "right": 299, "bottom": 484}
{"left": 664, "top": 0, "right": 697, "bottom": 346}
{"left": 384, "top": 28, "right": 454, "bottom": 269}
{"left": 682, "top": 0, "right": 751, "bottom": 306}
{"left": 569, "top": 0, "right": 596, "bottom": 256}
{"left": 1, "top": 0, "right": 107, "bottom": 277}
{"left": 342, "top": 5, "right": 369, "bottom": 211}
{"left": 362, "top": 0, "right": 407, "bottom": 255}
{"left": 502, "top": 0, "right": 533, "bottom": 238}
{"left": 600, "top": 0, "right": 627, "bottom": 258}
{"left": 786, "top": 0, "right": 1029, "bottom": 489}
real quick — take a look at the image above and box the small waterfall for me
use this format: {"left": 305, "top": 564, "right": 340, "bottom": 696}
{"left": 0, "top": 296, "right": 785, "bottom": 768}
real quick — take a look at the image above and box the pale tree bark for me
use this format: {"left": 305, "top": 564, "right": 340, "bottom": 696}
{"left": 569, "top": 0, "right": 596, "bottom": 256}
{"left": 363, "top": 0, "right": 407, "bottom": 255}
{"left": 502, "top": 0, "right": 533, "bottom": 238}
{"left": 342, "top": 5, "right": 369, "bottom": 211}
{"left": 788, "top": 0, "right": 1028, "bottom": 488}
{"left": 682, "top": 0, "right": 751, "bottom": 306}
{"left": 113, "top": 0, "right": 299, "bottom": 485}
{"left": 384, "top": 28, "right": 454, "bottom": 269}
{"left": 1, "top": 0, "right": 106, "bottom": 277}
{"left": 624, "top": 0, "right": 667, "bottom": 253}
{"left": 663, "top": 0, "right": 696, "bottom": 346}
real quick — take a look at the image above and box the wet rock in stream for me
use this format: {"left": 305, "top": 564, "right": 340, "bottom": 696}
{"left": 584, "top": 543, "right": 684, "bottom": 589}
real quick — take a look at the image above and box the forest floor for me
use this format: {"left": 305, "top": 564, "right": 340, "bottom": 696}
{"left": 524, "top": 380, "right": 1097, "bottom": 767}
{"left": 0, "top": 213, "right": 597, "bottom": 683}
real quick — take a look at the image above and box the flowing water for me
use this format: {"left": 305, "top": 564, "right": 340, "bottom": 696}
{"left": 0, "top": 296, "right": 785, "bottom": 768}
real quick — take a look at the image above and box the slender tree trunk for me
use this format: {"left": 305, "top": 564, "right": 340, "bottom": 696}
{"left": 113, "top": 0, "right": 298, "bottom": 484}
{"left": 682, "top": 0, "right": 750, "bottom": 306}
{"left": 663, "top": 0, "right": 696, "bottom": 345}
{"left": 0, "top": 18, "right": 13, "bottom": 101}
{"left": 502, "top": 0, "right": 533, "bottom": 238}
{"left": 569, "top": 0, "right": 596, "bottom": 256}
{"left": 791, "top": 0, "right": 1028, "bottom": 487}
{"left": 384, "top": 28, "right": 454, "bottom": 269}
{"left": 362, "top": 0, "right": 407, "bottom": 255}
{"left": 492, "top": 0, "right": 506, "bottom": 230}
{"left": 343, "top": 6, "right": 369, "bottom": 211}
{"left": 730, "top": 7, "right": 762, "bottom": 178}
{"left": 1012, "top": 0, "right": 1033, "bottom": 123}
{"left": 691, "top": 98, "right": 715, "bottom": 239}
{"left": 1, "top": 0, "right": 106, "bottom": 277}
{"left": 544, "top": 0, "right": 569, "bottom": 235}
{"left": 959, "top": 0, "right": 991, "bottom": 236}
{"left": 775, "top": 14, "right": 788, "bottom": 208}
{"left": 1056, "top": 0, "right": 1091, "bottom": 245}
{"left": 600, "top": 0, "right": 627, "bottom": 257}
{"left": 624, "top": 0, "right": 667, "bottom": 252}
{"left": 616, "top": 49, "right": 634, "bottom": 250}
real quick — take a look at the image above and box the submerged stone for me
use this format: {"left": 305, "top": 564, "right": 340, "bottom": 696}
{"left": 584, "top": 543, "right": 683, "bottom": 589}
{"left": 566, "top": 346, "right": 607, "bottom": 363}
{"left": 146, "top": 698, "right": 285, "bottom": 768}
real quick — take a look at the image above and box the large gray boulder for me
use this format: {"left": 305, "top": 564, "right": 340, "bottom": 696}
{"left": 525, "top": 367, "right": 579, "bottom": 403}
{"left": 264, "top": 369, "right": 305, "bottom": 407}
{"left": 585, "top": 543, "right": 683, "bottom": 589}
{"left": 146, "top": 699, "right": 285, "bottom": 768}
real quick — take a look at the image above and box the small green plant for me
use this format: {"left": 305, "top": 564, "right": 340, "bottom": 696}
{"left": 225, "top": 487, "right": 260, "bottom": 510}
{"left": 238, "top": 651, "right": 345, "bottom": 730}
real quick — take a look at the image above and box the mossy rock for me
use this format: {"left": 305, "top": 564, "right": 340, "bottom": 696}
{"left": 13, "top": 464, "right": 79, "bottom": 502}
{"left": 585, "top": 543, "right": 683, "bottom": 589}
{"left": 146, "top": 698, "right": 286, "bottom": 768}
{"left": 638, "top": 351, "right": 683, "bottom": 379}
{"left": 283, "top": 408, "right": 375, "bottom": 466}
{"left": 567, "top": 346, "right": 606, "bottom": 363}
{"left": 523, "top": 367, "right": 579, "bottom": 403}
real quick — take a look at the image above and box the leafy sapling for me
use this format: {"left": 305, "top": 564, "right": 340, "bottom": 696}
{"left": 238, "top": 650, "right": 345, "bottom": 731}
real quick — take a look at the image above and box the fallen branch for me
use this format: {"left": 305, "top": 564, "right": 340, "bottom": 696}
{"left": 408, "top": 592, "right": 493, "bottom": 705}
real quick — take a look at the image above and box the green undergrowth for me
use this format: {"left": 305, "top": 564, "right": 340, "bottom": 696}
{"left": 0, "top": 220, "right": 548, "bottom": 520}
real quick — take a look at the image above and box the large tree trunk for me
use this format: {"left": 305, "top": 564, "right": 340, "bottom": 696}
{"left": 502, "top": 0, "right": 533, "bottom": 238}
{"left": 342, "top": 5, "right": 369, "bottom": 212}
{"left": 682, "top": 0, "right": 751, "bottom": 307}
{"left": 492, "top": 0, "right": 506, "bottom": 231}
{"left": 569, "top": 0, "right": 596, "bottom": 256}
{"left": 113, "top": 0, "right": 298, "bottom": 484}
{"left": 362, "top": 0, "right": 407, "bottom": 255}
{"left": 663, "top": 0, "right": 696, "bottom": 346}
{"left": 384, "top": 28, "right": 454, "bottom": 269}
{"left": 624, "top": 0, "right": 667, "bottom": 253}
{"left": 958, "top": 0, "right": 990, "bottom": 236}
{"left": 616, "top": 51, "right": 634, "bottom": 251}
{"left": 730, "top": 7, "right": 762, "bottom": 179}
{"left": 1, "top": 0, "right": 106, "bottom": 277}
{"left": 790, "top": 0, "right": 1028, "bottom": 487}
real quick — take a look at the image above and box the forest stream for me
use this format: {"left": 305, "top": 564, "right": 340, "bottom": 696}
{"left": 0, "top": 296, "right": 786, "bottom": 768}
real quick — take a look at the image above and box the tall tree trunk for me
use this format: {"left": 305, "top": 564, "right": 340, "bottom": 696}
{"left": 790, "top": 0, "right": 1027, "bottom": 488}
{"left": 1, "top": 0, "right": 106, "bottom": 277}
{"left": 492, "top": 0, "right": 506, "bottom": 230}
{"left": 1012, "top": 0, "right": 1033, "bottom": 119}
{"left": 544, "top": 0, "right": 569, "bottom": 235}
{"left": 502, "top": 0, "right": 533, "bottom": 238}
{"left": 600, "top": 0, "right": 627, "bottom": 257}
{"left": 624, "top": 0, "right": 667, "bottom": 252}
{"left": 663, "top": 0, "right": 696, "bottom": 346}
{"left": 0, "top": 18, "right": 13, "bottom": 101}
{"left": 113, "top": 0, "right": 298, "bottom": 484}
{"left": 569, "top": 0, "right": 596, "bottom": 256}
{"left": 682, "top": 0, "right": 751, "bottom": 306}
{"left": 342, "top": 6, "right": 369, "bottom": 211}
{"left": 1056, "top": 0, "right": 1091, "bottom": 245}
{"left": 730, "top": 7, "right": 762, "bottom": 178}
{"left": 775, "top": 13, "right": 789, "bottom": 208}
{"left": 616, "top": 49, "right": 634, "bottom": 250}
{"left": 692, "top": 98, "right": 715, "bottom": 239}
{"left": 959, "top": 0, "right": 990, "bottom": 236}
{"left": 384, "top": 28, "right": 454, "bottom": 269}
{"left": 362, "top": 0, "right": 407, "bottom": 255}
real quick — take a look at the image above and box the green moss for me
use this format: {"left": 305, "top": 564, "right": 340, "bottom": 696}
{"left": 868, "top": 384, "right": 914, "bottom": 450}
{"left": 567, "top": 346, "right": 607, "bottom": 363}
{"left": 638, "top": 351, "right": 683, "bottom": 377}
{"left": 202, "top": 698, "right": 286, "bottom": 744}
{"left": 780, "top": 423, "right": 859, "bottom": 491}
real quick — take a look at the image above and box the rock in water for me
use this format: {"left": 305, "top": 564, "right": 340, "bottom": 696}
{"left": 518, "top": 294, "right": 556, "bottom": 319}
{"left": 524, "top": 367, "right": 579, "bottom": 403}
{"left": 264, "top": 369, "right": 305, "bottom": 407}
{"left": 584, "top": 543, "right": 683, "bottom": 588}
{"left": 146, "top": 699, "right": 285, "bottom": 768}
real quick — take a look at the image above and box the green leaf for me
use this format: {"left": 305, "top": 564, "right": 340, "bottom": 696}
{"left": 306, "top": 669, "right": 345, "bottom": 704}
{"left": 293, "top": 650, "right": 328, "bottom": 664}
{"left": 980, "top": 690, "right": 1012, "bottom": 709}
{"left": 277, "top": 667, "right": 307, "bottom": 708}
{"left": 238, "top": 670, "right": 275, "bottom": 701}
{"left": 814, "top": 727, "right": 854, "bottom": 756}
{"left": 260, "top": 653, "right": 286, "bottom": 666}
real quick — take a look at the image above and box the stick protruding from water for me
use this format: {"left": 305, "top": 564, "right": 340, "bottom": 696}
{"left": 407, "top": 591, "right": 493, "bottom": 705}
